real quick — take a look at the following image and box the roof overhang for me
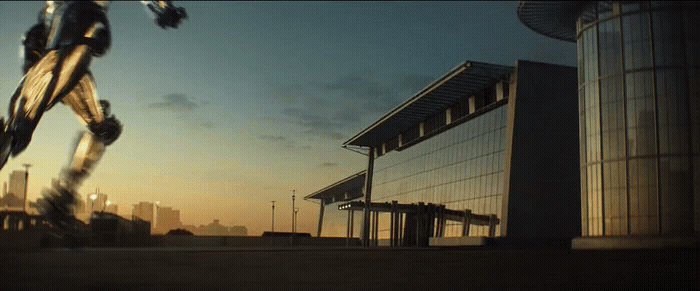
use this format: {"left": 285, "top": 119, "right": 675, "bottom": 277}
{"left": 304, "top": 171, "right": 366, "bottom": 205}
{"left": 343, "top": 61, "right": 513, "bottom": 148}
{"left": 517, "top": 1, "right": 594, "bottom": 42}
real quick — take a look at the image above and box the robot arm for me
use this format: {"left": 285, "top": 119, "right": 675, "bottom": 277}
{"left": 141, "top": 1, "right": 187, "bottom": 29}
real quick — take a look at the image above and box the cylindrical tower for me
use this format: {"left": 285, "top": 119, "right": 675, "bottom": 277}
{"left": 519, "top": 1, "right": 700, "bottom": 236}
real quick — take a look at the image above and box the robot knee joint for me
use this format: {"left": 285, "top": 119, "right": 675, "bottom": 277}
{"left": 89, "top": 115, "right": 121, "bottom": 146}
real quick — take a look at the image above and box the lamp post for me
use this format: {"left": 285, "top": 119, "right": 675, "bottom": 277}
{"left": 271, "top": 200, "right": 275, "bottom": 232}
{"left": 22, "top": 164, "right": 31, "bottom": 214}
{"left": 154, "top": 201, "right": 160, "bottom": 231}
{"left": 294, "top": 207, "right": 299, "bottom": 233}
{"left": 291, "top": 190, "right": 296, "bottom": 233}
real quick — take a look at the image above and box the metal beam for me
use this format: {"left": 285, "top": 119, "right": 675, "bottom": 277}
{"left": 361, "top": 148, "right": 375, "bottom": 247}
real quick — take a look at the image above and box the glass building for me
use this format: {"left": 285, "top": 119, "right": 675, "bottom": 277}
{"left": 519, "top": 1, "right": 700, "bottom": 237}
{"left": 305, "top": 171, "right": 365, "bottom": 238}
{"left": 308, "top": 60, "right": 581, "bottom": 245}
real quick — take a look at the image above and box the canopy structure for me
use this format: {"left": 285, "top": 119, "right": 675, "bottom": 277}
{"left": 344, "top": 61, "right": 513, "bottom": 148}
{"left": 517, "top": 1, "right": 594, "bottom": 42}
{"left": 304, "top": 171, "right": 366, "bottom": 205}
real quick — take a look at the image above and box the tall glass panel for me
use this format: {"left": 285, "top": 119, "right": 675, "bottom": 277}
{"left": 626, "top": 72, "right": 657, "bottom": 156}
{"left": 623, "top": 12, "right": 651, "bottom": 71}
{"left": 577, "top": 2, "right": 699, "bottom": 236}
{"left": 372, "top": 105, "right": 508, "bottom": 237}
{"left": 321, "top": 199, "right": 363, "bottom": 238}
{"left": 598, "top": 19, "right": 622, "bottom": 77}
{"left": 600, "top": 76, "right": 625, "bottom": 160}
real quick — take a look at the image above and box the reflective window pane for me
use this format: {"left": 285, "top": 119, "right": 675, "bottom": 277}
{"left": 371, "top": 105, "right": 508, "bottom": 238}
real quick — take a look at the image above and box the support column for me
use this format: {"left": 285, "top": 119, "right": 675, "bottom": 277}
{"left": 369, "top": 210, "right": 375, "bottom": 244}
{"left": 350, "top": 210, "right": 354, "bottom": 238}
{"left": 398, "top": 213, "right": 403, "bottom": 245}
{"left": 346, "top": 209, "right": 352, "bottom": 246}
{"left": 462, "top": 209, "right": 472, "bottom": 237}
{"left": 488, "top": 214, "right": 498, "bottom": 237}
{"left": 362, "top": 147, "right": 375, "bottom": 247}
{"left": 389, "top": 202, "right": 395, "bottom": 246}
{"left": 391, "top": 201, "right": 399, "bottom": 246}
{"left": 317, "top": 202, "right": 325, "bottom": 237}
{"left": 417, "top": 202, "right": 427, "bottom": 247}
{"left": 442, "top": 205, "right": 447, "bottom": 237}
{"left": 373, "top": 211, "right": 380, "bottom": 246}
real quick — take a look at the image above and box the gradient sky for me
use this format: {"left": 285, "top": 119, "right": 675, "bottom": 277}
{"left": 0, "top": 1, "right": 575, "bottom": 235}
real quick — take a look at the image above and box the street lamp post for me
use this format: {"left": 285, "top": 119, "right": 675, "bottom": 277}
{"left": 271, "top": 200, "right": 275, "bottom": 232}
{"left": 291, "top": 190, "right": 296, "bottom": 233}
{"left": 294, "top": 207, "right": 299, "bottom": 233}
{"left": 22, "top": 164, "right": 31, "bottom": 214}
{"left": 154, "top": 201, "right": 160, "bottom": 231}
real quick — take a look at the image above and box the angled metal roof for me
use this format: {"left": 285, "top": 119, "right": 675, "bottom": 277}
{"left": 343, "top": 61, "right": 513, "bottom": 147}
{"left": 304, "top": 171, "right": 366, "bottom": 204}
{"left": 517, "top": 1, "right": 594, "bottom": 42}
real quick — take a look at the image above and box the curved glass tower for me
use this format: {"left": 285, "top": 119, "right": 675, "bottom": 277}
{"left": 519, "top": 1, "right": 700, "bottom": 236}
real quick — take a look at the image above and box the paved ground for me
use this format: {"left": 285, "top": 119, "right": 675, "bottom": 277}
{"left": 1, "top": 247, "right": 698, "bottom": 289}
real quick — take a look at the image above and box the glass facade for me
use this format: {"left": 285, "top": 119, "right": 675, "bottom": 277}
{"left": 577, "top": 1, "right": 700, "bottom": 236}
{"left": 371, "top": 105, "right": 508, "bottom": 238}
{"left": 320, "top": 199, "right": 363, "bottom": 238}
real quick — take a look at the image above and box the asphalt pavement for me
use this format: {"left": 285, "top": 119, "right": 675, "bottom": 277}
{"left": 1, "top": 247, "right": 698, "bottom": 289}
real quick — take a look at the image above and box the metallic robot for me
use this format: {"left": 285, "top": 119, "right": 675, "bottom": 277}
{"left": 0, "top": 1, "right": 186, "bottom": 231}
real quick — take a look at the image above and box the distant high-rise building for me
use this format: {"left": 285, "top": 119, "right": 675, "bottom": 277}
{"left": 104, "top": 203, "right": 118, "bottom": 214}
{"left": 6, "top": 171, "right": 26, "bottom": 209}
{"left": 155, "top": 206, "right": 181, "bottom": 234}
{"left": 86, "top": 192, "right": 108, "bottom": 214}
{"left": 183, "top": 220, "right": 248, "bottom": 236}
{"left": 132, "top": 202, "right": 154, "bottom": 222}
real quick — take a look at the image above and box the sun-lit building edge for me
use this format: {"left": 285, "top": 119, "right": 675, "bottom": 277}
{"left": 307, "top": 59, "right": 582, "bottom": 247}
{"left": 519, "top": 1, "right": 700, "bottom": 248}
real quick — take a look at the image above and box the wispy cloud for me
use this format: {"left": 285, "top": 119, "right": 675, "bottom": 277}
{"left": 318, "top": 162, "right": 338, "bottom": 168}
{"left": 148, "top": 93, "right": 214, "bottom": 130}
{"left": 281, "top": 108, "right": 347, "bottom": 140}
{"left": 148, "top": 93, "right": 201, "bottom": 112}
{"left": 320, "top": 73, "right": 434, "bottom": 114}
{"left": 198, "top": 121, "right": 215, "bottom": 129}
{"left": 257, "top": 134, "right": 305, "bottom": 149}
{"left": 270, "top": 73, "right": 435, "bottom": 141}
{"left": 258, "top": 135, "right": 289, "bottom": 142}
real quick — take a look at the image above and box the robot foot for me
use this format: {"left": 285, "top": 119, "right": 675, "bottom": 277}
{"left": 0, "top": 117, "right": 13, "bottom": 171}
{"left": 38, "top": 183, "right": 79, "bottom": 233}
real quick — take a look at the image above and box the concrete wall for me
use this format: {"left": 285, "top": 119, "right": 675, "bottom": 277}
{"left": 504, "top": 60, "right": 581, "bottom": 239}
{"left": 152, "top": 235, "right": 359, "bottom": 247}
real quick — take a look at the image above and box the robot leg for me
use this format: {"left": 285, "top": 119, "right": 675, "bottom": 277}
{"left": 57, "top": 97, "right": 122, "bottom": 190}
{"left": 0, "top": 47, "right": 91, "bottom": 175}
{"left": 39, "top": 76, "right": 121, "bottom": 228}
{"left": 37, "top": 133, "right": 102, "bottom": 231}
{"left": 39, "top": 111, "right": 121, "bottom": 228}
{"left": 56, "top": 131, "right": 106, "bottom": 190}
{"left": 43, "top": 70, "right": 119, "bottom": 185}
{"left": 0, "top": 9, "right": 110, "bottom": 171}
{"left": 61, "top": 72, "right": 122, "bottom": 184}
{"left": 0, "top": 82, "right": 24, "bottom": 169}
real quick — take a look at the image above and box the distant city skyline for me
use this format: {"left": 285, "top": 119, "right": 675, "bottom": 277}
{"left": 0, "top": 2, "right": 576, "bottom": 235}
